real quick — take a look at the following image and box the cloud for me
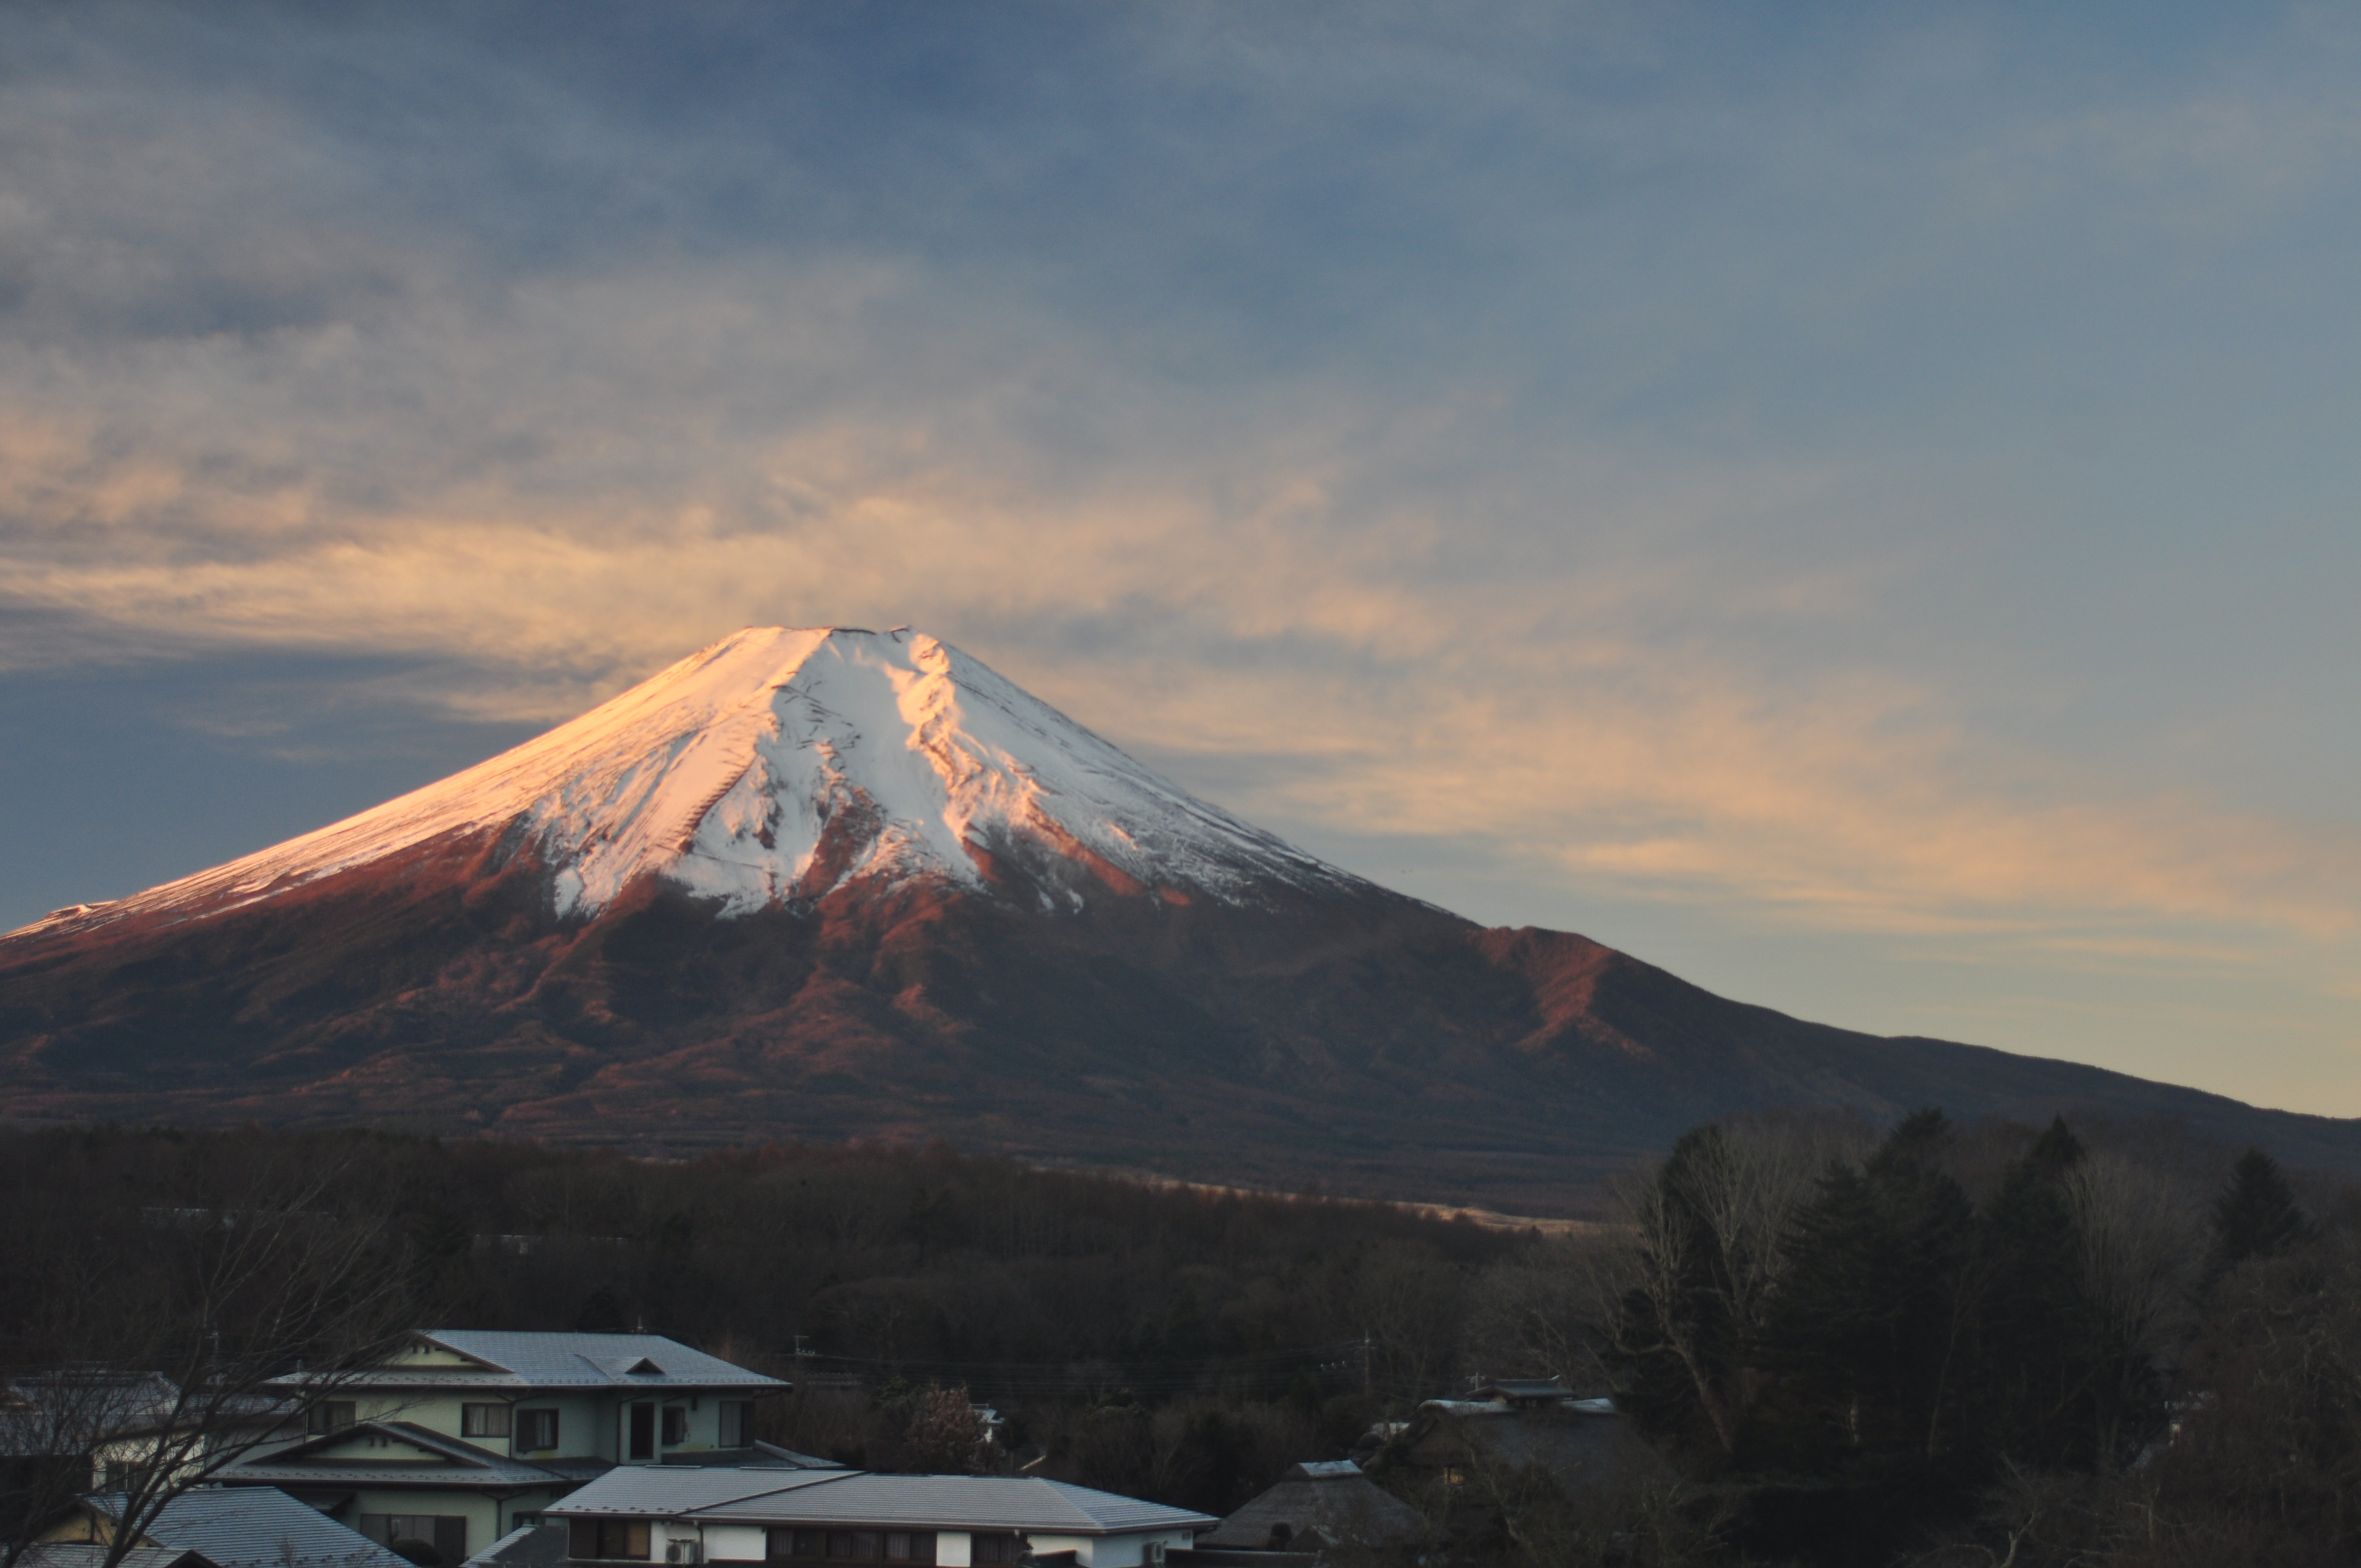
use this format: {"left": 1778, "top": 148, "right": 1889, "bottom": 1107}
{"left": 2, "top": 0, "right": 2358, "bottom": 1009}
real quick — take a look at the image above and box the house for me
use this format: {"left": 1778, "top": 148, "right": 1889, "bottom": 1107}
{"left": 1464, "top": 1379, "right": 1581, "bottom": 1412}
{"left": 547, "top": 1462, "right": 1217, "bottom": 1567}
{"left": 4, "top": 1373, "right": 299, "bottom": 1501}
{"left": 1194, "top": 1461, "right": 1421, "bottom": 1556}
{"left": 38, "top": 1485, "right": 410, "bottom": 1568}
{"left": 216, "top": 1333, "right": 790, "bottom": 1562}
{"left": 17, "top": 1545, "right": 218, "bottom": 1568}
{"left": 1364, "top": 1381, "right": 1625, "bottom": 1499}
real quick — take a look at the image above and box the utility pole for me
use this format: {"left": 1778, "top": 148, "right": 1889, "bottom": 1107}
{"left": 1359, "top": 1335, "right": 1373, "bottom": 1398}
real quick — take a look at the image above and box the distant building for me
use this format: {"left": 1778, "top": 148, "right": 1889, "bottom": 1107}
{"left": 1194, "top": 1461, "right": 1420, "bottom": 1556}
{"left": 547, "top": 1462, "right": 1216, "bottom": 1567}
{"left": 1363, "top": 1378, "right": 1625, "bottom": 1497}
{"left": 215, "top": 1332, "right": 789, "bottom": 1563}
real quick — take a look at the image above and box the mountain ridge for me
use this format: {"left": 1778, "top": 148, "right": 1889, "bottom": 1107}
{"left": 4, "top": 625, "right": 2354, "bottom": 1214}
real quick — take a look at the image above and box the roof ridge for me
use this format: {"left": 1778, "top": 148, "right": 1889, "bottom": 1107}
{"left": 681, "top": 1469, "right": 863, "bottom": 1515}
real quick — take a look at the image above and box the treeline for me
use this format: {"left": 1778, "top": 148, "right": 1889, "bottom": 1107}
{"left": 9, "top": 1116, "right": 2361, "bottom": 1563}
{"left": 1595, "top": 1109, "right": 2361, "bottom": 1566}
{"left": 0, "top": 1125, "right": 1536, "bottom": 1516}
{"left": 0, "top": 1124, "right": 1517, "bottom": 1374}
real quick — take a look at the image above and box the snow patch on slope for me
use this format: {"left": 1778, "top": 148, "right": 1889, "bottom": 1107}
{"left": 20, "top": 627, "right": 1354, "bottom": 934}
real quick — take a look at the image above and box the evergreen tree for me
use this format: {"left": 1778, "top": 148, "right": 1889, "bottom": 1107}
{"left": 2025, "top": 1114, "right": 2085, "bottom": 1176}
{"left": 1756, "top": 1109, "right": 1978, "bottom": 1465}
{"left": 2207, "top": 1147, "right": 2317, "bottom": 1279}
{"left": 1974, "top": 1121, "right": 2099, "bottom": 1469}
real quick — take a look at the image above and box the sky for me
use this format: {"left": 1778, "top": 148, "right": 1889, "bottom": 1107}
{"left": 2, "top": 1, "right": 2357, "bottom": 1114}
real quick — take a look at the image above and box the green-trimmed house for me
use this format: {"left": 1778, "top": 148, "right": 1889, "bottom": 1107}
{"left": 219, "top": 1333, "right": 788, "bottom": 1565}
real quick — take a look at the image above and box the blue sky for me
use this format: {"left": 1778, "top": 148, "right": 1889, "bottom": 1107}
{"left": 3, "top": 2, "right": 2357, "bottom": 1111}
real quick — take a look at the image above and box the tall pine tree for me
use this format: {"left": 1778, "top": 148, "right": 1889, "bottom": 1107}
{"left": 1756, "top": 1109, "right": 1977, "bottom": 1465}
{"left": 2206, "top": 1147, "right": 2316, "bottom": 1281}
{"left": 1974, "top": 1117, "right": 2102, "bottom": 1469}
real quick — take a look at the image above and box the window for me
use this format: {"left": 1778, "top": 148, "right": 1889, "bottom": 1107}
{"left": 660, "top": 1406, "right": 689, "bottom": 1446}
{"left": 360, "top": 1515, "right": 467, "bottom": 1564}
{"left": 308, "top": 1401, "right": 357, "bottom": 1435}
{"left": 628, "top": 1402, "right": 655, "bottom": 1461}
{"left": 516, "top": 1408, "right": 560, "bottom": 1451}
{"left": 461, "top": 1403, "right": 512, "bottom": 1439}
{"left": 969, "top": 1537, "right": 1022, "bottom": 1566}
{"left": 764, "top": 1532, "right": 930, "bottom": 1565}
{"left": 718, "top": 1401, "right": 749, "bottom": 1448}
{"left": 570, "top": 1521, "right": 652, "bottom": 1561}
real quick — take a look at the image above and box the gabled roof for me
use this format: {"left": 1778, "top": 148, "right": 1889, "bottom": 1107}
{"left": 313, "top": 1333, "right": 785, "bottom": 1393}
{"left": 1402, "top": 1401, "right": 1628, "bottom": 1493}
{"left": 751, "top": 1441, "right": 845, "bottom": 1470}
{"left": 215, "top": 1422, "right": 570, "bottom": 1490}
{"left": 3, "top": 1376, "right": 291, "bottom": 1454}
{"left": 460, "top": 1523, "right": 569, "bottom": 1568}
{"left": 1198, "top": 1463, "right": 1421, "bottom": 1551}
{"left": 549, "top": 1469, "right": 848, "bottom": 1516}
{"left": 87, "top": 1487, "right": 412, "bottom": 1568}
{"left": 550, "top": 1469, "right": 1217, "bottom": 1538}
{"left": 20, "top": 1545, "right": 214, "bottom": 1568}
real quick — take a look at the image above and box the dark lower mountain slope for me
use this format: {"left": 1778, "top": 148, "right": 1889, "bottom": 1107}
{"left": 3, "top": 828, "right": 2352, "bottom": 1216}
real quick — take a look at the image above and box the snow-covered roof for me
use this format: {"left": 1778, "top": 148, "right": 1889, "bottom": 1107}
{"left": 550, "top": 1469, "right": 1217, "bottom": 1537}
{"left": 1288, "top": 1461, "right": 1363, "bottom": 1480}
{"left": 89, "top": 1487, "right": 411, "bottom": 1568}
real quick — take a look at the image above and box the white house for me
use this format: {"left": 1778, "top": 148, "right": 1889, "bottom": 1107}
{"left": 216, "top": 1333, "right": 790, "bottom": 1563}
{"left": 547, "top": 1466, "right": 1215, "bottom": 1568}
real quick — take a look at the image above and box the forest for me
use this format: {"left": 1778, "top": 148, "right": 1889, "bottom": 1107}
{"left": 3, "top": 1112, "right": 2359, "bottom": 1567}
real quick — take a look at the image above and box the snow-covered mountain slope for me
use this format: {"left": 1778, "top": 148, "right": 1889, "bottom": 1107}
{"left": 18, "top": 627, "right": 1356, "bottom": 936}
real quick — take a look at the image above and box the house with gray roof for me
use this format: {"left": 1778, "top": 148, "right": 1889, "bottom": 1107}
{"left": 215, "top": 1333, "right": 789, "bottom": 1565}
{"left": 40, "top": 1487, "right": 409, "bottom": 1568}
{"left": 1195, "top": 1462, "right": 1419, "bottom": 1556}
{"left": 17, "top": 1543, "right": 217, "bottom": 1568}
{"left": 547, "top": 1463, "right": 1216, "bottom": 1567}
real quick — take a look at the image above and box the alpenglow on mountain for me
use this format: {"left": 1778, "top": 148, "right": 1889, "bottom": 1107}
{"left": 21, "top": 627, "right": 1353, "bottom": 938}
{"left": 6, "top": 625, "right": 2358, "bottom": 1213}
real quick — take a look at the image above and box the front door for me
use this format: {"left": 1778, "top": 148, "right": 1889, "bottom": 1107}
{"left": 628, "top": 1401, "right": 656, "bottom": 1461}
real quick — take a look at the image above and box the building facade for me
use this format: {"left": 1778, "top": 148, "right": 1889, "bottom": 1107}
{"left": 547, "top": 1465, "right": 1214, "bottom": 1568}
{"left": 218, "top": 1333, "right": 790, "bottom": 1563}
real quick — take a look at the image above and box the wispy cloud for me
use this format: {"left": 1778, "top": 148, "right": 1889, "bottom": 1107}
{"left": 2, "top": 1, "right": 2357, "bottom": 1101}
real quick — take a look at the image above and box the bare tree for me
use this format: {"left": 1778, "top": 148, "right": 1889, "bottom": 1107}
{"left": 899, "top": 1385, "right": 988, "bottom": 1475}
{"left": 2, "top": 1158, "right": 420, "bottom": 1568}
{"left": 1465, "top": 1233, "right": 1618, "bottom": 1391}
{"left": 1595, "top": 1110, "right": 1871, "bottom": 1453}
{"left": 2064, "top": 1149, "right": 2200, "bottom": 1464}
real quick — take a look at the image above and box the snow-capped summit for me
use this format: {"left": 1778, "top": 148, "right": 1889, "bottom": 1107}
{"left": 25, "top": 627, "right": 1354, "bottom": 937}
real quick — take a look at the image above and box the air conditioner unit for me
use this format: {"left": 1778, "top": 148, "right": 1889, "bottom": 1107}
{"left": 663, "top": 1543, "right": 701, "bottom": 1564}
{"left": 1142, "top": 1544, "right": 1166, "bottom": 1566}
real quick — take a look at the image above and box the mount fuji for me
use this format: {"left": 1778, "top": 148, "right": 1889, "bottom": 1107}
{"left": 4, "top": 626, "right": 2355, "bottom": 1212}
